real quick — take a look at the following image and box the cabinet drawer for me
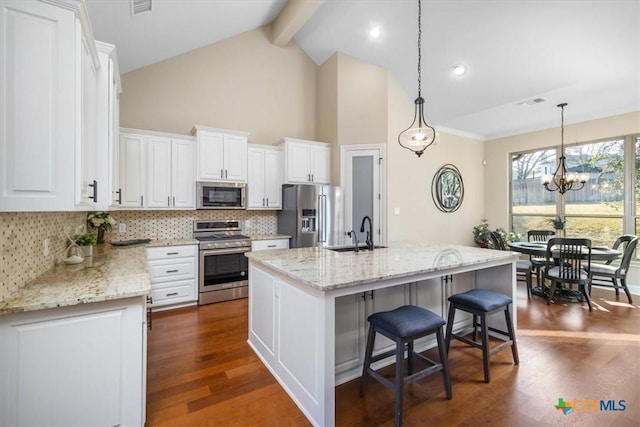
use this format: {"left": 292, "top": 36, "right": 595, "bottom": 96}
{"left": 251, "top": 239, "right": 289, "bottom": 251}
{"left": 147, "top": 245, "right": 197, "bottom": 260}
{"left": 148, "top": 258, "right": 195, "bottom": 282}
{"left": 150, "top": 280, "right": 197, "bottom": 306}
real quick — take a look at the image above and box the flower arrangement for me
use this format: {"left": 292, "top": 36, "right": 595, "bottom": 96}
{"left": 473, "top": 219, "right": 522, "bottom": 249}
{"left": 75, "top": 233, "right": 97, "bottom": 246}
{"left": 87, "top": 212, "right": 116, "bottom": 230}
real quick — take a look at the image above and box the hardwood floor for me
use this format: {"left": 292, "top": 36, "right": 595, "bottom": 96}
{"left": 146, "top": 287, "right": 640, "bottom": 426}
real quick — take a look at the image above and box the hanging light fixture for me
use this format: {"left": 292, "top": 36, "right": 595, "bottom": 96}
{"left": 541, "top": 103, "right": 588, "bottom": 194}
{"left": 398, "top": 0, "right": 436, "bottom": 157}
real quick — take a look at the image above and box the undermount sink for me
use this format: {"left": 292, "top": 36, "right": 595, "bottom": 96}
{"left": 328, "top": 245, "right": 387, "bottom": 252}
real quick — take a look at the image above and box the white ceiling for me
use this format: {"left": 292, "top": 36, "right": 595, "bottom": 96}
{"left": 85, "top": 0, "right": 640, "bottom": 140}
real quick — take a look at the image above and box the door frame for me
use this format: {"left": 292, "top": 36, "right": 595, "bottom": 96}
{"left": 340, "top": 144, "right": 387, "bottom": 245}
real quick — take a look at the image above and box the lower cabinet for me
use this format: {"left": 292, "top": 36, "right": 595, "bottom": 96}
{"left": 146, "top": 245, "right": 198, "bottom": 310}
{"left": 251, "top": 238, "right": 289, "bottom": 251}
{"left": 0, "top": 297, "right": 147, "bottom": 427}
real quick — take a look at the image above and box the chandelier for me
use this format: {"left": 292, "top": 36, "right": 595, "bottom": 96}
{"left": 541, "top": 103, "right": 588, "bottom": 194}
{"left": 398, "top": 0, "right": 436, "bottom": 157}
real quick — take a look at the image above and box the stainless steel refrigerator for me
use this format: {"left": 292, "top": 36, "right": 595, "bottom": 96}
{"left": 278, "top": 184, "right": 344, "bottom": 248}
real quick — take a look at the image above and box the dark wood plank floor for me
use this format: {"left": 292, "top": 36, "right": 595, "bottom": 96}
{"left": 146, "top": 287, "right": 640, "bottom": 426}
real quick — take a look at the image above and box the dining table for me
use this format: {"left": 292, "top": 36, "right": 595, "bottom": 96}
{"left": 507, "top": 241, "right": 622, "bottom": 301}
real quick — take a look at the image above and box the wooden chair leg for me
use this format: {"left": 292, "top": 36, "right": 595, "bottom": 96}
{"left": 360, "top": 325, "right": 376, "bottom": 397}
{"left": 472, "top": 314, "right": 478, "bottom": 341}
{"left": 394, "top": 337, "right": 404, "bottom": 427}
{"left": 611, "top": 278, "right": 620, "bottom": 296}
{"left": 436, "top": 328, "right": 452, "bottom": 399}
{"left": 504, "top": 305, "right": 519, "bottom": 365}
{"left": 546, "top": 281, "right": 557, "bottom": 305}
{"left": 445, "top": 304, "right": 455, "bottom": 355}
{"left": 526, "top": 271, "right": 532, "bottom": 298}
{"left": 407, "top": 341, "right": 414, "bottom": 375}
{"left": 621, "top": 278, "right": 633, "bottom": 304}
{"left": 480, "top": 313, "right": 490, "bottom": 383}
{"left": 581, "top": 283, "right": 593, "bottom": 312}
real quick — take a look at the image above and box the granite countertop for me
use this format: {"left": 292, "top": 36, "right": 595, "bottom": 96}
{"left": 245, "top": 242, "right": 519, "bottom": 292}
{"left": 0, "top": 244, "right": 151, "bottom": 316}
{"left": 247, "top": 234, "right": 291, "bottom": 241}
{"left": 146, "top": 239, "right": 199, "bottom": 247}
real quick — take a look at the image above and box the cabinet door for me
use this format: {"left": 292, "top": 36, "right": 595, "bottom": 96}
{"left": 335, "top": 293, "right": 366, "bottom": 382}
{"left": 197, "top": 131, "right": 224, "bottom": 181}
{"left": 119, "top": 133, "right": 146, "bottom": 207}
{"left": 310, "top": 144, "right": 330, "bottom": 184}
{"left": 286, "top": 142, "right": 312, "bottom": 183}
{"left": 264, "top": 148, "right": 282, "bottom": 208}
{"left": 77, "top": 36, "right": 98, "bottom": 209}
{"left": 172, "top": 139, "right": 195, "bottom": 208}
{"left": 223, "top": 134, "right": 248, "bottom": 182}
{"left": 247, "top": 147, "right": 266, "bottom": 208}
{"left": 146, "top": 136, "right": 172, "bottom": 208}
{"left": 0, "top": 1, "right": 76, "bottom": 211}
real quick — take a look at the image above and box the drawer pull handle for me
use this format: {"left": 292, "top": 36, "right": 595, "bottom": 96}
{"left": 166, "top": 269, "right": 179, "bottom": 273}
{"left": 267, "top": 244, "right": 277, "bottom": 248}
{"left": 166, "top": 292, "right": 179, "bottom": 297}
{"left": 166, "top": 252, "right": 179, "bottom": 255}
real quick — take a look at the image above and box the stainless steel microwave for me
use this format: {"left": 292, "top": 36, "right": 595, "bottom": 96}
{"left": 196, "top": 182, "right": 246, "bottom": 209}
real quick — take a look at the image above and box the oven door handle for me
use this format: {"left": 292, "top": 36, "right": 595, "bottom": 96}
{"left": 201, "top": 248, "right": 250, "bottom": 256}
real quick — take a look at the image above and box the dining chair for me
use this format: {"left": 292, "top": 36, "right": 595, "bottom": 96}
{"left": 589, "top": 234, "right": 637, "bottom": 304}
{"left": 489, "top": 231, "right": 533, "bottom": 298}
{"left": 527, "top": 230, "right": 556, "bottom": 287}
{"left": 542, "top": 237, "right": 593, "bottom": 311}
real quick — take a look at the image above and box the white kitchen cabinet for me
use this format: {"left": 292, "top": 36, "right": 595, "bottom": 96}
{"left": 0, "top": 0, "right": 102, "bottom": 211}
{"left": 192, "top": 125, "right": 249, "bottom": 182}
{"left": 0, "top": 296, "right": 146, "bottom": 427}
{"left": 119, "top": 129, "right": 195, "bottom": 209}
{"left": 247, "top": 145, "right": 282, "bottom": 209}
{"left": 251, "top": 238, "right": 289, "bottom": 251}
{"left": 147, "top": 136, "right": 195, "bottom": 208}
{"left": 278, "top": 138, "right": 331, "bottom": 184}
{"left": 146, "top": 245, "right": 198, "bottom": 310}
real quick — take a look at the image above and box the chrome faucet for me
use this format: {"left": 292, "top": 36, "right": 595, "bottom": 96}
{"left": 347, "top": 230, "right": 359, "bottom": 252}
{"left": 360, "top": 216, "right": 374, "bottom": 250}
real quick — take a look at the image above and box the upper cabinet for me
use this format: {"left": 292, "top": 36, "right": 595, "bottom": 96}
{"left": 278, "top": 138, "right": 330, "bottom": 185}
{"left": 0, "top": 0, "right": 118, "bottom": 212}
{"left": 118, "top": 129, "right": 195, "bottom": 210}
{"left": 247, "top": 145, "right": 282, "bottom": 210}
{"left": 191, "top": 126, "right": 248, "bottom": 183}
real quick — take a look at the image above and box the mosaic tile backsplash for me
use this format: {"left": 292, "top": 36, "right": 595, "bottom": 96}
{"left": 1, "top": 210, "right": 277, "bottom": 300}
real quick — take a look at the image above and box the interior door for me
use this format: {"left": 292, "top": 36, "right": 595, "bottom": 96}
{"left": 342, "top": 147, "right": 384, "bottom": 246}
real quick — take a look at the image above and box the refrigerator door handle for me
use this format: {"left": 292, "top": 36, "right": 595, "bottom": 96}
{"left": 318, "top": 194, "right": 327, "bottom": 243}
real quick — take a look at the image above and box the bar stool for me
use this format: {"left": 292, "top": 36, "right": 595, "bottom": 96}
{"left": 444, "top": 289, "right": 519, "bottom": 383}
{"left": 360, "top": 305, "right": 452, "bottom": 427}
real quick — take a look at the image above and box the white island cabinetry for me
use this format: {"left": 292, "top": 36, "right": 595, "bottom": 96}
{"left": 246, "top": 244, "right": 517, "bottom": 426}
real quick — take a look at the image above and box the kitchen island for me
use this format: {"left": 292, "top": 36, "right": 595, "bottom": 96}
{"left": 245, "top": 242, "right": 518, "bottom": 427}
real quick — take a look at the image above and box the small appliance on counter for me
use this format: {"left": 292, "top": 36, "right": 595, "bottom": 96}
{"left": 277, "top": 184, "right": 344, "bottom": 248}
{"left": 193, "top": 220, "right": 251, "bottom": 305}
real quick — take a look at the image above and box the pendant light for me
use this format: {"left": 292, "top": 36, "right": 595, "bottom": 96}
{"left": 541, "top": 103, "right": 588, "bottom": 194}
{"left": 398, "top": 0, "right": 437, "bottom": 158}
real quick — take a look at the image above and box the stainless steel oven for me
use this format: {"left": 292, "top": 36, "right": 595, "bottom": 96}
{"left": 194, "top": 220, "right": 251, "bottom": 305}
{"left": 196, "top": 182, "right": 246, "bottom": 209}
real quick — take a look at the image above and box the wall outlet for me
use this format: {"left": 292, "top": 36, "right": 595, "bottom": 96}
{"left": 394, "top": 207, "right": 400, "bottom": 215}
{"left": 118, "top": 223, "right": 126, "bottom": 233}
{"left": 43, "top": 238, "right": 50, "bottom": 256}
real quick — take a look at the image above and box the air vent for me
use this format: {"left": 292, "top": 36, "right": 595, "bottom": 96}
{"left": 517, "top": 97, "right": 547, "bottom": 107}
{"left": 131, "top": 0, "right": 152, "bottom": 16}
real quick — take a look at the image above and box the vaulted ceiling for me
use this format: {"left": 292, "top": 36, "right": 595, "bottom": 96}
{"left": 85, "top": 0, "right": 640, "bottom": 140}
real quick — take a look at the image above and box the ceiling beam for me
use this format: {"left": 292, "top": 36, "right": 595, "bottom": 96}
{"left": 271, "top": 0, "right": 324, "bottom": 47}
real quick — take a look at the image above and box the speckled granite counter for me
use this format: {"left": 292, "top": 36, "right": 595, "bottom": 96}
{"left": 247, "top": 234, "right": 291, "bottom": 241}
{"left": 245, "top": 241, "right": 517, "bottom": 291}
{"left": 145, "top": 239, "right": 199, "bottom": 247}
{"left": 0, "top": 244, "right": 152, "bottom": 315}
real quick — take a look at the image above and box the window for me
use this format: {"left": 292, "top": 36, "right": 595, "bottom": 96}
{"left": 511, "top": 136, "right": 635, "bottom": 249}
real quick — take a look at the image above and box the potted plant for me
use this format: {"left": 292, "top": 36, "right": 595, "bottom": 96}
{"left": 548, "top": 215, "right": 566, "bottom": 236}
{"left": 87, "top": 212, "right": 116, "bottom": 243}
{"left": 75, "top": 233, "right": 97, "bottom": 257}
{"left": 473, "top": 219, "right": 491, "bottom": 248}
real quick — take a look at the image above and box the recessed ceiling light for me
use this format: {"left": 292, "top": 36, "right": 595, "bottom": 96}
{"left": 451, "top": 64, "right": 466, "bottom": 76}
{"left": 368, "top": 26, "right": 381, "bottom": 39}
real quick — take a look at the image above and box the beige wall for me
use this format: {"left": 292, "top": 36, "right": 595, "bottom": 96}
{"left": 120, "top": 25, "right": 317, "bottom": 144}
{"left": 484, "top": 111, "right": 640, "bottom": 230}
{"left": 386, "top": 76, "right": 485, "bottom": 245}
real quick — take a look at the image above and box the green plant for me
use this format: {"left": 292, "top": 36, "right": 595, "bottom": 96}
{"left": 473, "top": 220, "right": 491, "bottom": 248}
{"left": 75, "top": 233, "right": 97, "bottom": 246}
{"left": 548, "top": 215, "right": 566, "bottom": 230}
{"left": 87, "top": 212, "right": 115, "bottom": 230}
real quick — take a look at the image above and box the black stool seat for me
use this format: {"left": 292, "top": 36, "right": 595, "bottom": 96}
{"left": 448, "top": 289, "right": 512, "bottom": 312}
{"left": 445, "top": 289, "right": 519, "bottom": 383}
{"left": 360, "top": 305, "right": 452, "bottom": 427}
{"left": 369, "top": 305, "right": 446, "bottom": 338}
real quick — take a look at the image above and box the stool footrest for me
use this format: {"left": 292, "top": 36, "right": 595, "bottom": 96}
{"left": 450, "top": 333, "right": 482, "bottom": 349}
{"left": 488, "top": 339, "right": 514, "bottom": 356}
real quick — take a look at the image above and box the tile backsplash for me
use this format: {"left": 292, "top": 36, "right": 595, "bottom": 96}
{"left": 1, "top": 210, "right": 277, "bottom": 300}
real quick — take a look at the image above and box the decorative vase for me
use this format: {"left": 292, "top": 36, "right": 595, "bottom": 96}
{"left": 97, "top": 228, "right": 105, "bottom": 244}
{"left": 80, "top": 245, "right": 93, "bottom": 258}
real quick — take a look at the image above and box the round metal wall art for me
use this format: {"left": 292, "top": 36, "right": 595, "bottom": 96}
{"left": 431, "top": 164, "right": 464, "bottom": 213}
